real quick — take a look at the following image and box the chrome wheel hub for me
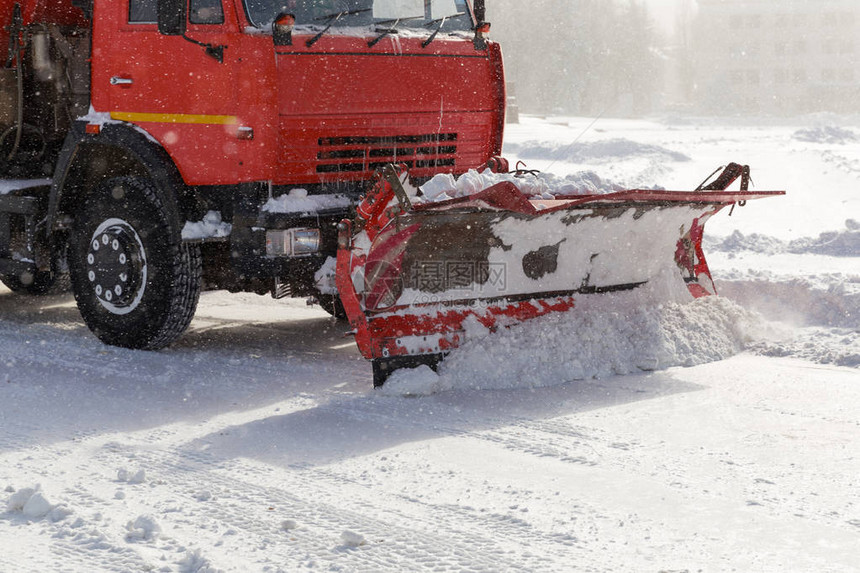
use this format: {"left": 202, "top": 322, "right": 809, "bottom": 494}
{"left": 87, "top": 218, "right": 147, "bottom": 315}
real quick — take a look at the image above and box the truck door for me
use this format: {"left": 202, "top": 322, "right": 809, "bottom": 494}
{"left": 95, "top": 0, "right": 242, "bottom": 184}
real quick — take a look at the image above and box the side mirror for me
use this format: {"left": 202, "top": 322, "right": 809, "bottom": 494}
{"left": 273, "top": 13, "right": 296, "bottom": 46}
{"left": 157, "top": 0, "right": 187, "bottom": 36}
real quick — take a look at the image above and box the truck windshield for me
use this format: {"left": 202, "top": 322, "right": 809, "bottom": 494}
{"left": 243, "top": 0, "right": 473, "bottom": 34}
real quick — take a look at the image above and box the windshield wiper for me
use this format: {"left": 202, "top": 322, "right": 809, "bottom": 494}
{"left": 367, "top": 15, "right": 424, "bottom": 48}
{"left": 306, "top": 8, "right": 371, "bottom": 47}
{"left": 421, "top": 12, "right": 465, "bottom": 48}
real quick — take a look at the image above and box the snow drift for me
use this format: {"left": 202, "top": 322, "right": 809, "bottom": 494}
{"left": 505, "top": 138, "right": 690, "bottom": 164}
{"left": 382, "top": 293, "right": 773, "bottom": 397}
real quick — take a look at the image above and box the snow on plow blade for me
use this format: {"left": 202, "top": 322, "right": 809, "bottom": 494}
{"left": 336, "top": 163, "right": 784, "bottom": 386}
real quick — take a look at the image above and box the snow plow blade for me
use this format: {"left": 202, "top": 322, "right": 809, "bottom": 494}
{"left": 336, "top": 163, "right": 784, "bottom": 386}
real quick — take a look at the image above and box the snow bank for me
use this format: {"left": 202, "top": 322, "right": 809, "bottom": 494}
{"left": 793, "top": 125, "right": 858, "bottom": 144}
{"left": 714, "top": 275, "right": 859, "bottom": 329}
{"left": 381, "top": 293, "right": 771, "bottom": 396}
{"left": 749, "top": 327, "right": 859, "bottom": 367}
{"left": 705, "top": 223, "right": 858, "bottom": 330}
{"left": 419, "top": 168, "right": 623, "bottom": 203}
{"left": 505, "top": 138, "right": 690, "bottom": 164}
{"left": 709, "top": 220, "right": 860, "bottom": 257}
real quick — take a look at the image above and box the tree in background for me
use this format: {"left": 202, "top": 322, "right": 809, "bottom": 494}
{"left": 672, "top": 0, "right": 697, "bottom": 107}
{"left": 489, "top": 0, "right": 664, "bottom": 116}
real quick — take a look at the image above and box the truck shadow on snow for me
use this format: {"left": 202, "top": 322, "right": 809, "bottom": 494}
{"left": 0, "top": 287, "right": 703, "bottom": 463}
{"left": 179, "top": 374, "right": 704, "bottom": 468}
{"left": 0, "top": 289, "right": 369, "bottom": 451}
{"left": 0, "top": 290, "right": 84, "bottom": 328}
{"left": 0, "top": 288, "right": 360, "bottom": 365}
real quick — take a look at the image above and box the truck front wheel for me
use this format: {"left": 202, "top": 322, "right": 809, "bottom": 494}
{"left": 69, "top": 176, "right": 202, "bottom": 350}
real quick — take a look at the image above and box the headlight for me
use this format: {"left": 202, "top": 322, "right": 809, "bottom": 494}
{"left": 266, "top": 228, "right": 321, "bottom": 256}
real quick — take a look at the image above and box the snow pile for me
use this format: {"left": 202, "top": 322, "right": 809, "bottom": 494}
{"left": 749, "top": 327, "right": 859, "bottom": 367}
{"left": 178, "top": 549, "right": 224, "bottom": 573}
{"left": 182, "top": 211, "right": 232, "bottom": 240}
{"left": 709, "top": 220, "right": 860, "bottom": 257}
{"left": 314, "top": 256, "right": 338, "bottom": 295}
{"left": 505, "top": 138, "right": 690, "bottom": 164}
{"left": 383, "top": 364, "right": 443, "bottom": 397}
{"left": 381, "top": 293, "right": 771, "bottom": 396}
{"left": 5, "top": 486, "right": 72, "bottom": 522}
{"left": 792, "top": 125, "right": 858, "bottom": 144}
{"left": 263, "top": 188, "right": 353, "bottom": 214}
{"left": 117, "top": 467, "right": 147, "bottom": 484}
{"left": 125, "top": 514, "right": 161, "bottom": 542}
{"left": 419, "top": 168, "right": 623, "bottom": 202}
{"left": 340, "top": 530, "right": 367, "bottom": 547}
{"left": 715, "top": 273, "right": 859, "bottom": 330}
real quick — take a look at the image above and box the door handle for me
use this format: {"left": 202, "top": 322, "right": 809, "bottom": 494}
{"left": 110, "top": 76, "right": 133, "bottom": 85}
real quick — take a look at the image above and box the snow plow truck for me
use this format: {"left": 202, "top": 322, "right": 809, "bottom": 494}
{"left": 0, "top": 0, "right": 782, "bottom": 385}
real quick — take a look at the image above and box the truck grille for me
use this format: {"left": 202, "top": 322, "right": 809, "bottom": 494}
{"left": 316, "top": 133, "right": 458, "bottom": 174}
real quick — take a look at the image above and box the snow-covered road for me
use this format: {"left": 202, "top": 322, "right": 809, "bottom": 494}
{"left": 1, "top": 116, "right": 858, "bottom": 572}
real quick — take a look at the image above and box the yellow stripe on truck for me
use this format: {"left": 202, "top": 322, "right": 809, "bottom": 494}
{"left": 110, "top": 112, "right": 239, "bottom": 125}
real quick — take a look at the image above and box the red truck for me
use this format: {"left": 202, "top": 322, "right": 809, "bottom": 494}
{"left": 0, "top": 1, "right": 784, "bottom": 386}
{"left": 0, "top": 0, "right": 504, "bottom": 350}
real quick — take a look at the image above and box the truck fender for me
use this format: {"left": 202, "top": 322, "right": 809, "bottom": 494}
{"left": 47, "top": 120, "right": 192, "bottom": 239}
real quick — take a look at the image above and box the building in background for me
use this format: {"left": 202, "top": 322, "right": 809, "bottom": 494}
{"left": 490, "top": 0, "right": 665, "bottom": 117}
{"left": 693, "top": 0, "right": 860, "bottom": 115}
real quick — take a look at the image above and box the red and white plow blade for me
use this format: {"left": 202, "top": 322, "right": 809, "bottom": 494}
{"left": 337, "top": 164, "right": 784, "bottom": 385}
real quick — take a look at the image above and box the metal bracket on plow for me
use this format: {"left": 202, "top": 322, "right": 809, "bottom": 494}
{"left": 381, "top": 164, "right": 413, "bottom": 211}
{"left": 697, "top": 162, "right": 751, "bottom": 192}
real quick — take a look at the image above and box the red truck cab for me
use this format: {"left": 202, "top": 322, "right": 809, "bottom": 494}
{"left": 91, "top": 0, "right": 505, "bottom": 186}
{"left": 0, "top": 0, "right": 506, "bottom": 351}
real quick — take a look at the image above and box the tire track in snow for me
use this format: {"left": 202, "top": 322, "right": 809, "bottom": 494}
{"left": 328, "top": 395, "right": 640, "bottom": 468}
{"left": 1, "top": 385, "right": 652, "bottom": 573}
{"left": 0, "top": 512, "right": 155, "bottom": 573}
{"left": 83, "top": 441, "right": 549, "bottom": 572}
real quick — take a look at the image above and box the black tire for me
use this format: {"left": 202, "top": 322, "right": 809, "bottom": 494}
{"left": 68, "top": 176, "right": 201, "bottom": 350}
